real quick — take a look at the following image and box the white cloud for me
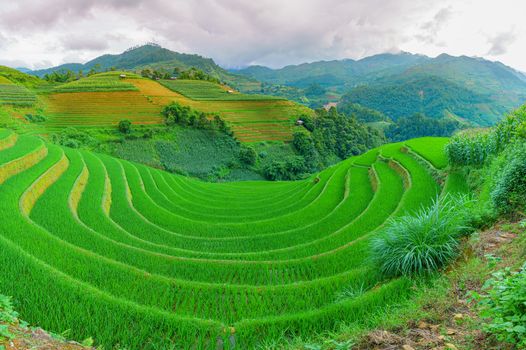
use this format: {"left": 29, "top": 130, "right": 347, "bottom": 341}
{"left": 0, "top": 0, "right": 524, "bottom": 71}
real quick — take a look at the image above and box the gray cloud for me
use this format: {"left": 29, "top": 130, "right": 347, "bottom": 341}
{"left": 487, "top": 30, "right": 516, "bottom": 56}
{"left": 60, "top": 35, "right": 110, "bottom": 51}
{"left": 415, "top": 7, "right": 452, "bottom": 45}
{"left": 0, "top": 0, "right": 446, "bottom": 68}
{"left": 2, "top": 0, "right": 521, "bottom": 71}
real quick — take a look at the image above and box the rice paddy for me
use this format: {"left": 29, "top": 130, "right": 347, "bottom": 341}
{"left": 160, "top": 79, "right": 282, "bottom": 101}
{"left": 39, "top": 77, "right": 308, "bottom": 142}
{"left": 53, "top": 72, "right": 140, "bottom": 93}
{"left": 0, "top": 84, "right": 37, "bottom": 107}
{"left": 43, "top": 91, "right": 163, "bottom": 127}
{"left": 131, "top": 79, "right": 310, "bottom": 142}
{"left": 0, "top": 130, "right": 458, "bottom": 349}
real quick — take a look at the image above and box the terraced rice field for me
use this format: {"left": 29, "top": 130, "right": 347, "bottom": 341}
{"left": 160, "top": 79, "right": 282, "bottom": 101}
{"left": 0, "top": 130, "right": 459, "bottom": 349}
{"left": 0, "top": 84, "right": 37, "bottom": 107}
{"left": 43, "top": 91, "right": 163, "bottom": 127}
{"left": 132, "top": 79, "right": 309, "bottom": 142}
{"left": 53, "top": 72, "right": 140, "bottom": 93}
{"left": 41, "top": 78, "right": 305, "bottom": 142}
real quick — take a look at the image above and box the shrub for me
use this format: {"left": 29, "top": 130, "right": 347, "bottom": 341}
{"left": 490, "top": 143, "right": 526, "bottom": 215}
{"left": 263, "top": 156, "right": 307, "bottom": 181}
{"left": 372, "top": 195, "right": 471, "bottom": 277}
{"left": 51, "top": 128, "right": 99, "bottom": 150}
{"left": 472, "top": 264, "right": 526, "bottom": 348}
{"left": 24, "top": 114, "right": 47, "bottom": 123}
{"left": 118, "top": 119, "right": 132, "bottom": 134}
{"left": 239, "top": 146, "right": 257, "bottom": 166}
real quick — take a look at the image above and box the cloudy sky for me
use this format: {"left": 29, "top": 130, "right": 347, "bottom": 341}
{"left": 0, "top": 0, "right": 524, "bottom": 71}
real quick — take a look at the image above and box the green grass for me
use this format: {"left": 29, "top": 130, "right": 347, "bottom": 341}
{"left": 160, "top": 79, "right": 283, "bottom": 101}
{"left": 0, "top": 133, "right": 457, "bottom": 349}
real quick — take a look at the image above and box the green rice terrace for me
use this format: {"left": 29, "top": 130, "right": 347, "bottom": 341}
{"left": 0, "top": 128, "right": 464, "bottom": 349}
{"left": 160, "top": 79, "right": 282, "bottom": 101}
{"left": 0, "top": 84, "right": 37, "bottom": 107}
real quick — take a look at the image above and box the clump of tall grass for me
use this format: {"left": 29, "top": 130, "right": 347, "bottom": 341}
{"left": 372, "top": 195, "right": 471, "bottom": 277}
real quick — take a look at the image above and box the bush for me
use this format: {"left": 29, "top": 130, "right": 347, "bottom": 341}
{"left": 239, "top": 146, "right": 257, "bottom": 166}
{"left": 263, "top": 156, "right": 307, "bottom": 181}
{"left": 472, "top": 264, "right": 526, "bottom": 348}
{"left": 51, "top": 128, "right": 99, "bottom": 150}
{"left": 118, "top": 119, "right": 132, "bottom": 134}
{"left": 490, "top": 143, "right": 526, "bottom": 215}
{"left": 24, "top": 114, "right": 47, "bottom": 123}
{"left": 372, "top": 195, "right": 471, "bottom": 277}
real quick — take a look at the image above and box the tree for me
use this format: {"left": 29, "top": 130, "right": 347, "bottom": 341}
{"left": 197, "top": 113, "right": 210, "bottom": 129}
{"left": 385, "top": 113, "right": 460, "bottom": 142}
{"left": 239, "top": 146, "right": 257, "bottom": 166}
{"left": 263, "top": 156, "right": 307, "bottom": 181}
{"left": 141, "top": 69, "right": 152, "bottom": 78}
{"left": 118, "top": 119, "right": 132, "bottom": 134}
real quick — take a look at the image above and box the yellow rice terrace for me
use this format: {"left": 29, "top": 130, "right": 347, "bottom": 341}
{"left": 0, "top": 129, "right": 463, "bottom": 349}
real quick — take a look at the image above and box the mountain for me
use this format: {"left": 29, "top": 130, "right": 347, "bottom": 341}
{"left": 15, "top": 67, "right": 32, "bottom": 74}
{"left": 339, "top": 54, "right": 526, "bottom": 125}
{"left": 235, "top": 53, "right": 526, "bottom": 125}
{"left": 234, "top": 52, "right": 428, "bottom": 89}
{"left": 29, "top": 44, "right": 254, "bottom": 88}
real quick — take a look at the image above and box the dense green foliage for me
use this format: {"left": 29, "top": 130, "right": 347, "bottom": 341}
{"left": 446, "top": 106, "right": 526, "bottom": 167}
{"left": 489, "top": 143, "right": 526, "bottom": 215}
{"left": 385, "top": 113, "right": 460, "bottom": 141}
{"left": 162, "top": 102, "right": 231, "bottom": 134}
{"left": 239, "top": 146, "right": 257, "bottom": 165}
{"left": 118, "top": 119, "right": 132, "bottom": 134}
{"left": 343, "top": 76, "right": 488, "bottom": 123}
{"left": 372, "top": 195, "right": 470, "bottom": 277}
{"left": 293, "top": 107, "right": 385, "bottom": 166}
{"left": 338, "top": 102, "right": 390, "bottom": 123}
{"left": 23, "top": 114, "right": 47, "bottom": 123}
{"left": 473, "top": 264, "right": 526, "bottom": 347}
{"left": 50, "top": 128, "right": 100, "bottom": 149}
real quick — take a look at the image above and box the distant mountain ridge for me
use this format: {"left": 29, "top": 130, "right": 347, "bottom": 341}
{"left": 234, "top": 53, "right": 526, "bottom": 125}
{"left": 24, "top": 46, "right": 526, "bottom": 125}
